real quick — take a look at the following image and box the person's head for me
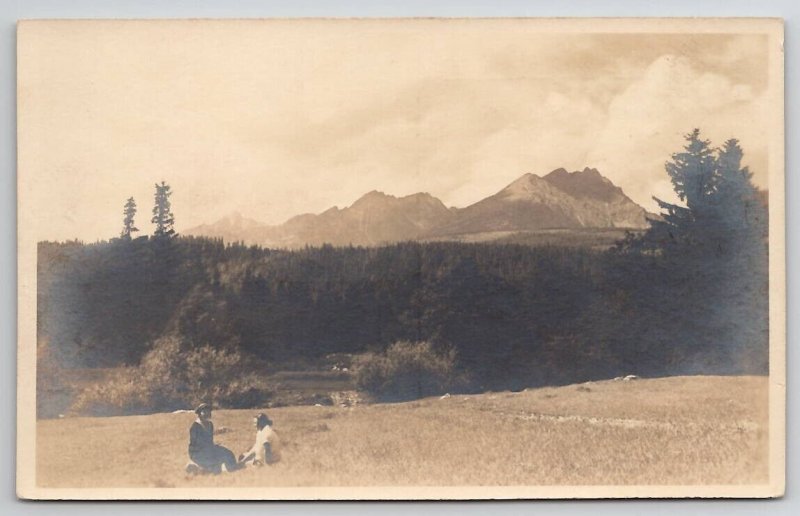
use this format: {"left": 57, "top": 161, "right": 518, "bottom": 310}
{"left": 195, "top": 403, "right": 212, "bottom": 421}
{"left": 254, "top": 413, "right": 272, "bottom": 430}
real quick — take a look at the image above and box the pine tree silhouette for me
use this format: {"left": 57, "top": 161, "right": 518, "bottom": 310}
{"left": 151, "top": 181, "right": 177, "bottom": 239}
{"left": 120, "top": 197, "right": 139, "bottom": 240}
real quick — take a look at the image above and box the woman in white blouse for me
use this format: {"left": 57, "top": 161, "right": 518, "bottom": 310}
{"left": 239, "top": 413, "right": 277, "bottom": 466}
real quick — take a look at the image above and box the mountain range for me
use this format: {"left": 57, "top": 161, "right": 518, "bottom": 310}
{"left": 185, "top": 168, "right": 651, "bottom": 248}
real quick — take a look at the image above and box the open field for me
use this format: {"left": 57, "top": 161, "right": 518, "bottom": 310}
{"left": 36, "top": 375, "right": 768, "bottom": 488}
{"left": 422, "top": 228, "right": 637, "bottom": 249}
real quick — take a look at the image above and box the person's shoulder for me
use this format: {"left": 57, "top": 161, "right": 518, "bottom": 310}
{"left": 190, "top": 421, "right": 211, "bottom": 432}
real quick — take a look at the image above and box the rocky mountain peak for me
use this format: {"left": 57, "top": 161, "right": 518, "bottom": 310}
{"left": 499, "top": 173, "right": 552, "bottom": 200}
{"left": 350, "top": 190, "right": 395, "bottom": 209}
{"left": 543, "top": 167, "right": 625, "bottom": 202}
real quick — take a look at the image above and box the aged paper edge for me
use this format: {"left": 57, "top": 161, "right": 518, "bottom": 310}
{"left": 15, "top": 17, "right": 786, "bottom": 500}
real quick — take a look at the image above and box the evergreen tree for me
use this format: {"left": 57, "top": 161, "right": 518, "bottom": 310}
{"left": 667, "top": 128, "right": 717, "bottom": 211}
{"left": 637, "top": 129, "right": 716, "bottom": 253}
{"left": 642, "top": 131, "right": 766, "bottom": 256}
{"left": 624, "top": 129, "right": 768, "bottom": 374}
{"left": 714, "top": 139, "right": 767, "bottom": 240}
{"left": 711, "top": 139, "right": 769, "bottom": 372}
{"left": 120, "top": 197, "right": 139, "bottom": 240}
{"left": 151, "top": 181, "right": 176, "bottom": 239}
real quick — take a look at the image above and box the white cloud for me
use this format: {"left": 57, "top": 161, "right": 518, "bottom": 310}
{"left": 585, "top": 55, "right": 769, "bottom": 210}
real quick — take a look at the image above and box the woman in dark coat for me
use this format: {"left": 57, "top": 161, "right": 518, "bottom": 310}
{"left": 187, "top": 403, "right": 239, "bottom": 474}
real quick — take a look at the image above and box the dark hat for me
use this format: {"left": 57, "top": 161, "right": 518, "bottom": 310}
{"left": 195, "top": 403, "right": 211, "bottom": 415}
{"left": 255, "top": 413, "right": 272, "bottom": 427}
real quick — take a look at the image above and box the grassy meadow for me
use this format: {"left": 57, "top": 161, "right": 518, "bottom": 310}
{"left": 36, "top": 375, "right": 768, "bottom": 489}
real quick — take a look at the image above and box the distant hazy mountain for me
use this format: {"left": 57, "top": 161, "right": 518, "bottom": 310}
{"left": 185, "top": 168, "right": 650, "bottom": 248}
{"left": 186, "top": 211, "right": 265, "bottom": 241}
{"left": 261, "top": 191, "right": 455, "bottom": 248}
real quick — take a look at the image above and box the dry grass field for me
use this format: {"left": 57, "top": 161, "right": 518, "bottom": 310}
{"left": 36, "top": 375, "right": 768, "bottom": 489}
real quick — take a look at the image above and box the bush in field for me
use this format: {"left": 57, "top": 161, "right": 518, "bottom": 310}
{"left": 71, "top": 336, "right": 272, "bottom": 416}
{"left": 70, "top": 367, "right": 151, "bottom": 416}
{"left": 352, "top": 341, "right": 459, "bottom": 401}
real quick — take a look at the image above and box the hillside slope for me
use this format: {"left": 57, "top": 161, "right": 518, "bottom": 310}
{"left": 37, "top": 375, "right": 768, "bottom": 490}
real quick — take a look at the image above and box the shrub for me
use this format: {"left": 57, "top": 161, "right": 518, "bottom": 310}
{"left": 70, "top": 368, "right": 152, "bottom": 416}
{"left": 352, "top": 341, "right": 459, "bottom": 401}
{"left": 71, "top": 336, "right": 272, "bottom": 416}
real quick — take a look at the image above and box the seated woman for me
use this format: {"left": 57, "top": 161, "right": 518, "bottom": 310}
{"left": 239, "top": 413, "right": 278, "bottom": 466}
{"left": 186, "top": 403, "right": 240, "bottom": 474}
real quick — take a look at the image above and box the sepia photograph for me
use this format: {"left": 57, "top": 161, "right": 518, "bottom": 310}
{"left": 16, "top": 18, "right": 785, "bottom": 500}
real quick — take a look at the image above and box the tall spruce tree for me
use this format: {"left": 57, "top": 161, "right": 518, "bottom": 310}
{"left": 712, "top": 139, "right": 769, "bottom": 373}
{"left": 120, "top": 197, "right": 139, "bottom": 240}
{"left": 642, "top": 131, "right": 766, "bottom": 257}
{"left": 667, "top": 129, "right": 717, "bottom": 211}
{"left": 626, "top": 129, "right": 768, "bottom": 374}
{"left": 714, "top": 139, "right": 767, "bottom": 239}
{"left": 151, "top": 181, "right": 176, "bottom": 239}
{"left": 639, "top": 129, "right": 717, "bottom": 252}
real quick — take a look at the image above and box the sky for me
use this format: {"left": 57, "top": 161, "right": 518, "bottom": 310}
{"left": 18, "top": 19, "right": 780, "bottom": 242}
